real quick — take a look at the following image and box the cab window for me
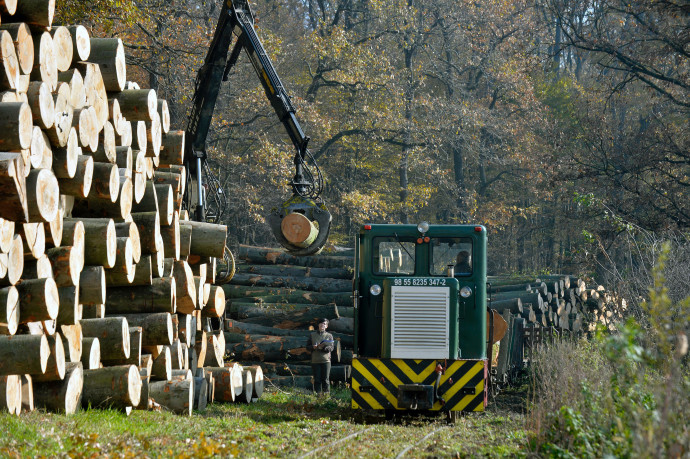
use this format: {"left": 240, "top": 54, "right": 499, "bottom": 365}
{"left": 373, "top": 237, "right": 416, "bottom": 275}
{"left": 430, "top": 237, "right": 473, "bottom": 276}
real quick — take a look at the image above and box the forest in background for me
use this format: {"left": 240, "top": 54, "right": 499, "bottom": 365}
{"left": 56, "top": 0, "right": 688, "bottom": 281}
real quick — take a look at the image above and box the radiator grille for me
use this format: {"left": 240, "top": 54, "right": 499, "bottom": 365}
{"left": 390, "top": 286, "right": 449, "bottom": 359}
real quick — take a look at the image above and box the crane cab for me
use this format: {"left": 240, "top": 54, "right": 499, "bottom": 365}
{"left": 352, "top": 223, "right": 488, "bottom": 414}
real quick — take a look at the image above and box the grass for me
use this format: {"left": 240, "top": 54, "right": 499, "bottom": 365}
{"left": 0, "top": 386, "right": 529, "bottom": 458}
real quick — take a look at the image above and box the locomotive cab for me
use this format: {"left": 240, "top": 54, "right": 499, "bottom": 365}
{"left": 352, "top": 223, "right": 488, "bottom": 414}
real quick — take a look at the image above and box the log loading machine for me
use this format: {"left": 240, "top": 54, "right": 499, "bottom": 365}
{"left": 184, "top": 0, "right": 331, "bottom": 256}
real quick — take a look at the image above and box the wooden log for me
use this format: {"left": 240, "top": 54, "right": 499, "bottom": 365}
{"left": 184, "top": 221, "right": 226, "bottom": 258}
{"left": 159, "top": 130, "right": 184, "bottom": 167}
{"left": 0, "top": 23, "right": 32, "bottom": 75}
{"left": 104, "top": 236, "right": 133, "bottom": 284}
{"left": 0, "top": 155, "right": 28, "bottom": 222}
{"left": 0, "top": 30, "right": 18, "bottom": 91}
{"left": 45, "top": 82, "right": 73, "bottom": 148}
{"left": 0, "top": 286, "right": 18, "bottom": 335}
{"left": 45, "top": 245, "right": 82, "bottom": 287}
{"left": 55, "top": 285, "right": 81, "bottom": 326}
{"left": 80, "top": 317, "right": 130, "bottom": 360}
{"left": 59, "top": 323, "right": 82, "bottom": 363}
{"left": 81, "top": 337, "right": 100, "bottom": 369}
{"left": 194, "top": 330, "right": 207, "bottom": 369}
{"left": 244, "top": 264, "right": 353, "bottom": 280}
{"left": 0, "top": 218, "right": 14, "bottom": 253}
{"left": 131, "top": 120, "right": 147, "bottom": 153}
{"left": 101, "top": 326, "right": 142, "bottom": 368}
{"left": 30, "top": 32, "right": 57, "bottom": 90}
{"left": 130, "top": 211, "right": 160, "bottom": 254}
{"left": 176, "top": 313, "right": 192, "bottom": 347}
{"left": 115, "top": 89, "right": 156, "bottom": 121}
{"left": 203, "top": 333, "right": 223, "bottom": 367}
{"left": 25, "top": 167, "right": 59, "bottom": 223}
{"left": 0, "top": 334, "right": 48, "bottom": 374}
{"left": 88, "top": 38, "right": 125, "bottom": 92}
{"left": 155, "top": 184, "right": 174, "bottom": 226}
{"left": 229, "top": 273, "right": 350, "bottom": 294}
{"left": 68, "top": 25, "right": 90, "bottom": 64}
{"left": 74, "top": 62, "right": 108, "bottom": 130}
{"left": 79, "top": 265, "right": 105, "bottom": 304}
{"left": 173, "top": 260, "right": 196, "bottom": 314}
{"left": 150, "top": 346, "right": 171, "bottom": 380}
{"left": 236, "top": 369, "right": 253, "bottom": 403}
{"left": 0, "top": 374, "right": 21, "bottom": 415}
{"left": 157, "top": 99, "right": 169, "bottom": 134}
{"left": 0, "top": 0, "right": 17, "bottom": 15}
{"left": 18, "top": 222, "right": 44, "bottom": 258}
{"left": 64, "top": 218, "right": 116, "bottom": 268}
{"left": 225, "top": 321, "right": 352, "bottom": 347}
{"left": 14, "top": 0, "right": 55, "bottom": 29}
{"left": 0, "top": 235, "right": 23, "bottom": 288}
{"left": 104, "top": 277, "right": 176, "bottom": 314}
{"left": 26, "top": 81, "right": 54, "bottom": 130}
{"left": 0, "top": 101, "right": 32, "bottom": 151}
{"left": 281, "top": 212, "right": 318, "bottom": 248}
{"left": 113, "top": 312, "right": 172, "bottom": 346}
{"left": 57, "top": 154, "right": 93, "bottom": 199}
{"left": 230, "top": 303, "right": 340, "bottom": 324}
{"left": 489, "top": 298, "right": 523, "bottom": 314}
{"left": 58, "top": 68, "right": 84, "bottom": 110}
{"left": 169, "top": 339, "right": 184, "bottom": 370}
{"left": 239, "top": 245, "right": 353, "bottom": 269}
{"left": 221, "top": 284, "right": 352, "bottom": 306}
{"left": 82, "top": 364, "right": 141, "bottom": 409}
{"left": 194, "top": 276, "right": 208, "bottom": 309}
{"left": 160, "top": 212, "right": 179, "bottom": 261}
{"left": 31, "top": 332, "right": 66, "bottom": 382}
{"left": 245, "top": 365, "right": 263, "bottom": 399}
{"left": 148, "top": 379, "right": 193, "bottom": 415}
{"left": 17, "top": 277, "right": 58, "bottom": 323}
{"left": 201, "top": 285, "right": 225, "bottom": 319}
{"left": 33, "top": 361, "right": 83, "bottom": 414}
{"left": 179, "top": 221, "right": 192, "bottom": 258}
{"left": 206, "top": 366, "right": 241, "bottom": 403}
{"left": 145, "top": 112, "right": 161, "bottom": 157}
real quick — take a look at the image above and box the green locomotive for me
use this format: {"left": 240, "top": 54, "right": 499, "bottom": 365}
{"left": 351, "top": 222, "right": 488, "bottom": 416}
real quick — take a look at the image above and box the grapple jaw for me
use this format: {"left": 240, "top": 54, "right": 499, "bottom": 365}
{"left": 268, "top": 195, "right": 332, "bottom": 256}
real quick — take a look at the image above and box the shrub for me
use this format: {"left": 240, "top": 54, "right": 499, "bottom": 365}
{"left": 528, "top": 243, "right": 690, "bottom": 457}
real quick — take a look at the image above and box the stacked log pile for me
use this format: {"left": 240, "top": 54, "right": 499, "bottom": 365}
{"left": 489, "top": 274, "right": 625, "bottom": 383}
{"left": 0, "top": 0, "right": 257, "bottom": 416}
{"left": 223, "top": 245, "right": 354, "bottom": 391}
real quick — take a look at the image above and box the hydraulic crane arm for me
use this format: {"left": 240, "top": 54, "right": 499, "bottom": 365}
{"left": 185, "top": 0, "right": 331, "bottom": 255}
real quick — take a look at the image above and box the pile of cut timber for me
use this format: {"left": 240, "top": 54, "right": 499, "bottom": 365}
{"left": 489, "top": 274, "right": 625, "bottom": 383}
{"left": 0, "top": 0, "right": 258, "bottom": 416}
{"left": 223, "top": 245, "right": 354, "bottom": 391}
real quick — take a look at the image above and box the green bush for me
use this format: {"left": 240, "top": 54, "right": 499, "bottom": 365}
{"left": 529, "top": 243, "right": 690, "bottom": 457}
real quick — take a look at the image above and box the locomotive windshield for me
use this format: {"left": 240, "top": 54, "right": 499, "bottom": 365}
{"left": 373, "top": 237, "right": 416, "bottom": 275}
{"left": 430, "top": 237, "right": 473, "bottom": 276}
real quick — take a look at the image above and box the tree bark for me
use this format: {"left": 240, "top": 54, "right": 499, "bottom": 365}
{"left": 79, "top": 266, "right": 105, "bottom": 305}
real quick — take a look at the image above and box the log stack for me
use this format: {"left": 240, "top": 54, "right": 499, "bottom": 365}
{"left": 222, "top": 245, "right": 355, "bottom": 391}
{"left": 0, "top": 0, "right": 242, "bottom": 416}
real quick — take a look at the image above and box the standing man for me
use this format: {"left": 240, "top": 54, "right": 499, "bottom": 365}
{"left": 310, "top": 318, "right": 334, "bottom": 395}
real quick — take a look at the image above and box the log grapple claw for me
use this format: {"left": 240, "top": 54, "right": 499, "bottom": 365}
{"left": 267, "top": 195, "right": 332, "bottom": 256}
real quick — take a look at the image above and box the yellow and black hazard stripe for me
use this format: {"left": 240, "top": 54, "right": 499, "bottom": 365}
{"left": 351, "top": 358, "right": 486, "bottom": 412}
